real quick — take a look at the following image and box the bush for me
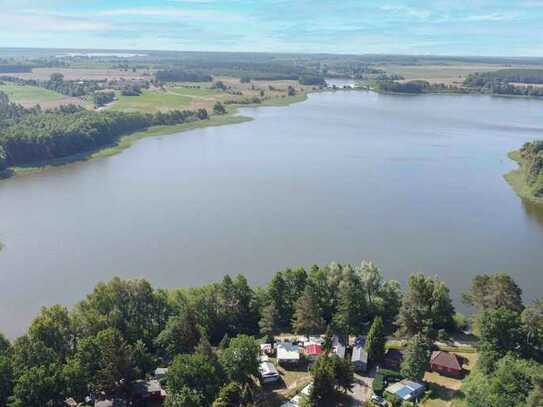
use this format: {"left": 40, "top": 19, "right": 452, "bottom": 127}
{"left": 372, "top": 374, "right": 386, "bottom": 396}
{"left": 384, "top": 392, "right": 402, "bottom": 407}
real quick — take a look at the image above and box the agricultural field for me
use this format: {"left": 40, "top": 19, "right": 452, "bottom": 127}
{"left": 10, "top": 67, "right": 151, "bottom": 81}
{"left": 107, "top": 89, "right": 193, "bottom": 113}
{"left": 379, "top": 63, "right": 543, "bottom": 85}
{"left": 106, "top": 78, "right": 311, "bottom": 113}
{"left": 0, "top": 83, "right": 81, "bottom": 108}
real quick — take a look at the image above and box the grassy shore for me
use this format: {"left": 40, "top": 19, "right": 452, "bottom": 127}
{"left": 11, "top": 113, "right": 252, "bottom": 176}
{"left": 504, "top": 150, "right": 543, "bottom": 205}
{"left": 3, "top": 85, "right": 314, "bottom": 179}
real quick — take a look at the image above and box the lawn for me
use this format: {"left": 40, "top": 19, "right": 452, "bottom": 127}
{"left": 0, "top": 83, "right": 75, "bottom": 108}
{"left": 108, "top": 89, "right": 192, "bottom": 113}
{"left": 421, "top": 352, "right": 477, "bottom": 407}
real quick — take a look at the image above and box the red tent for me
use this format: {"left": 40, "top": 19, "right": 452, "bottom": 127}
{"left": 304, "top": 343, "right": 322, "bottom": 357}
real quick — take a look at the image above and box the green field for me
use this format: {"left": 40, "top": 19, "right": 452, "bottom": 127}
{"left": 0, "top": 83, "right": 67, "bottom": 105}
{"left": 168, "top": 84, "right": 221, "bottom": 97}
{"left": 108, "top": 89, "right": 193, "bottom": 113}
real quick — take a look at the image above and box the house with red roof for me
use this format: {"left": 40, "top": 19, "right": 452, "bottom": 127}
{"left": 430, "top": 351, "right": 462, "bottom": 378}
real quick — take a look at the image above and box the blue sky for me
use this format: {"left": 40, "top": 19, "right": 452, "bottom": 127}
{"left": 1, "top": 0, "right": 542, "bottom": 56}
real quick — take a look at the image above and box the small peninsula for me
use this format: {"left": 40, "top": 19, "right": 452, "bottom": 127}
{"left": 506, "top": 140, "right": 543, "bottom": 204}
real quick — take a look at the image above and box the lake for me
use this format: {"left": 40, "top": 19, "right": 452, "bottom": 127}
{"left": 1, "top": 90, "right": 543, "bottom": 337}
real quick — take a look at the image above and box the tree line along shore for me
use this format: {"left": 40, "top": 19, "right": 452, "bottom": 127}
{"left": 505, "top": 141, "right": 543, "bottom": 205}
{"left": 0, "top": 70, "right": 320, "bottom": 178}
{"left": 0, "top": 261, "right": 541, "bottom": 406}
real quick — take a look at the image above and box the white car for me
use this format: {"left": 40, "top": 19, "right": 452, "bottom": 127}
{"left": 371, "top": 394, "right": 388, "bottom": 406}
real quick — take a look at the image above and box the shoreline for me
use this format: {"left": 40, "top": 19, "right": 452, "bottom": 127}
{"left": 504, "top": 150, "right": 543, "bottom": 205}
{"left": 1, "top": 93, "right": 310, "bottom": 179}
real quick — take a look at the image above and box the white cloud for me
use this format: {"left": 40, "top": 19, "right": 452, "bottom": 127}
{"left": 0, "top": 12, "right": 110, "bottom": 32}
{"left": 98, "top": 7, "right": 241, "bottom": 22}
{"left": 380, "top": 5, "right": 432, "bottom": 19}
{"left": 465, "top": 13, "right": 516, "bottom": 21}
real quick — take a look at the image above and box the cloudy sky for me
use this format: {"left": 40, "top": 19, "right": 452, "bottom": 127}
{"left": 1, "top": 0, "right": 542, "bottom": 56}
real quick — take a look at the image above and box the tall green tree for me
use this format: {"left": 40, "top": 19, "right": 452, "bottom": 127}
{"left": 365, "top": 316, "right": 386, "bottom": 366}
{"left": 74, "top": 278, "right": 172, "bottom": 348}
{"left": 463, "top": 273, "right": 524, "bottom": 313}
{"left": 0, "top": 354, "right": 12, "bottom": 406}
{"left": 463, "top": 355, "right": 542, "bottom": 407}
{"left": 399, "top": 274, "right": 455, "bottom": 336}
{"left": 28, "top": 305, "right": 73, "bottom": 361}
{"left": 292, "top": 286, "right": 325, "bottom": 336}
{"left": 329, "top": 355, "right": 354, "bottom": 394}
{"left": 75, "top": 328, "right": 136, "bottom": 394}
{"left": 332, "top": 269, "right": 366, "bottom": 335}
{"left": 168, "top": 353, "right": 225, "bottom": 407}
{"left": 220, "top": 335, "right": 259, "bottom": 384}
{"left": 478, "top": 307, "right": 525, "bottom": 373}
{"left": 258, "top": 302, "right": 280, "bottom": 340}
{"left": 308, "top": 356, "right": 337, "bottom": 407}
{"left": 155, "top": 309, "right": 201, "bottom": 360}
{"left": 401, "top": 334, "right": 431, "bottom": 381}
{"left": 522, "top": 299, "right": 543, "bottom": 355}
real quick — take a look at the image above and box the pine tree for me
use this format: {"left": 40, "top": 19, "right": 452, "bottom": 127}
{"left": 331, "top": 277, "right": 366, "bottom": 336}
{"left": 259, "top": 302, "right": 279, "bottom": 340}
{"left": 401, "top": 334, "right": 431, "bottom": 381}
{"left": 365, "top": 316, "right": 386, "bottom": 366}
{"left": 292, "top": 286, "right": 325, "bottom": 336}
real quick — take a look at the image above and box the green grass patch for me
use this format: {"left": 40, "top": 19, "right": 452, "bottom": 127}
{"left": 168, "top": 85, "right": 220, "bottom": 97}
{"left": 261, "top": 93, "right": 308, "bottom": 106}
{"left": 108, "top": 89, "right": 192, "bottom": 113}
{"left": 0, "top": 83, "right": 66, "bottom": 104}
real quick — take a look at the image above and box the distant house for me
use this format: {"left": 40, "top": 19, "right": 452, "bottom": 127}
{"left": 430, "top": 351, "right": 462, "bottom": 377}
{"left": 277, "top": 342, "right": 300, "bottom": 366}
{"left": 383, "top": 349, "right": 404, "bottom": 370}
{"left": 132, "top": 379, "right": 166, "bottom": 402}
{"left": 385, "top": 380, "right": 426, "bottom": 401}
{"left": 332, "top": 335, "right": 346, "bottom": 359}
{"left": 259, "top": 361, "right": 280, "bottom": 383}
{"left": 351, "top": 336, "right": 368, "bottom": 372}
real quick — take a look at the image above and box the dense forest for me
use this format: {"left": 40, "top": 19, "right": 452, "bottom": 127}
{"left": 0, "top": 91, "right": 208, "bottom": 171}
{"left": 0, "top": 73, "right": 104, "bottom": 97}
{"left": 464, "top": 69, "right": 543, "bottom": 97}
{"left": 515, "top": 141, "right": 543, "bottom": 198}
{"left": 155, "top": 69, "right": 213, "bottom": 83}
{"left": 0, "top": 261, "right": 541, "bottom": 406}
{"left": 372, "top": 80, "right": 467, "bottom": 95}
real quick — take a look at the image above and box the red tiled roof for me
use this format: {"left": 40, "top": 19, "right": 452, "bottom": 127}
{"left": 305, "top": 343, "right": 322, "bottom": 355}
{"left": 431, "top": 351, "right": 461, "bottom": 371}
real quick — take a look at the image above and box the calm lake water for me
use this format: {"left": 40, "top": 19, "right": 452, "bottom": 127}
{"left": 1, "top": 90, "right": 543, "bottom": 337}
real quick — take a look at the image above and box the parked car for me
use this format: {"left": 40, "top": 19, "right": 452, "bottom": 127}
{"left": 371, "top": 394, "right": 388, "bottom": 406}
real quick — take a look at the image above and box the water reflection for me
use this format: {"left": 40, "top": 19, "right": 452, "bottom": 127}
{"left": 521, "top": 198, "right": 543, "bottom": 226}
